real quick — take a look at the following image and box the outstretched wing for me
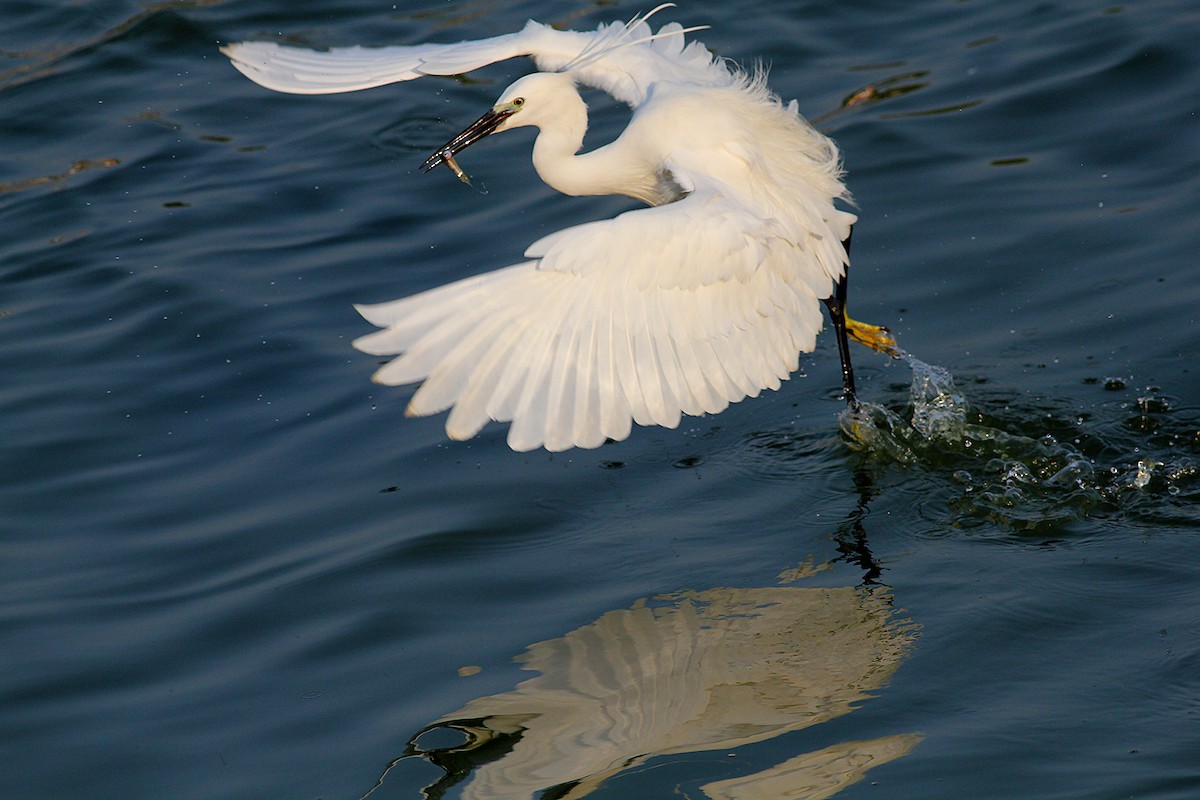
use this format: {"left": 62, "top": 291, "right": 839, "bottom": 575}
{"left": 353, "top": 173, "right": 849, "bottom": 452}
{"left": 221, "top": 9, "right": 718, "bottom": 104}
{"left": 221, "top": 22, "right": 569, "bottom": 95}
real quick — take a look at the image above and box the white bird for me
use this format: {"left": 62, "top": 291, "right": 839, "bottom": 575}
{"left": 222, "top": 5, "right": 895, "bottom": 452}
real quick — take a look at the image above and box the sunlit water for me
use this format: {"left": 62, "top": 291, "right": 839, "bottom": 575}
{"left": 2, "top": 1, "right": 1199, "bottom": 799}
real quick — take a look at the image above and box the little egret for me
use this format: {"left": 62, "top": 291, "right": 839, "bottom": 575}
{"left": 222, "top": 5, "right": 895, "bottom": 452}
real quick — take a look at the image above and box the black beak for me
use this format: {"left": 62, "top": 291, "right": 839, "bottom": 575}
{"left": 420, "top": 107, "right": 517, "bottom": 173}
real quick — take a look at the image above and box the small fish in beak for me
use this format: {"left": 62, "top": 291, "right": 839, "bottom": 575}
{"left": 420, "top": 104, "right": 520, "bottom": 188}
{"left": 439, "top": 149, "right": 471, "bottom": 186}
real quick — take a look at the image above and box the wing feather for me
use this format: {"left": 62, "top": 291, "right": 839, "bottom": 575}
{"left": 507, "top": 364, "right": 552, "bottom": 452}
{"left": 542, "top": 288, "right": 590, "bottom": 451}
{"left": 221, "top": 23, "right": 561, "bottom": 95}
{"left": 406, "top": 311, "right": 512, "bottom": 418}
{"left": 665, "top": 292, "right": 723, "bottom": 415}
{"left": 565, "top": 314, "right": 599, "bottom": 449}
{"left": 483, "top": 277, "right": 569, "bottom": 426}
{"left": 614, "top": 274, "right": 652, "bottom": 428}
{"left": 222, "top": 15, "right": 723, "bottom": 105}
{"left": 357, "top": 183, "right": 835, "bottom": 449}
{"left": 632, "top": 287, "right": 670, "bottom": 428}
{"left": 649, "top": 291, "right": 693, "bottom": 421}
{"left": 445, "top": 322, "right": 526, "bottom": 441}
{"left": 594, "top": 296, "right": 631, "bottom": 443}
{"left": 693, "top": 336, "right": 737, "bottom": 410}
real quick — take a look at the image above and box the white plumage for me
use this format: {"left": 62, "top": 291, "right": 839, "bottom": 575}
{"left": 222, "top": 6, "right": 861, "bottom": 451}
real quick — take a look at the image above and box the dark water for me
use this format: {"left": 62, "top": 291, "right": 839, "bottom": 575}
{"left": 3, "top": 1, "right": 1199, "bottom": 798}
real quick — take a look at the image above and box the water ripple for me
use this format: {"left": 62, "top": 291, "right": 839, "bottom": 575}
{"left": 841, "top": 357, "right": 1200, "bottom": 532}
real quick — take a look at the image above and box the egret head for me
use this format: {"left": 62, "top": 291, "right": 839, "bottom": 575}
{"left": 420, "top": 72, "right": 579, "bottom": 174}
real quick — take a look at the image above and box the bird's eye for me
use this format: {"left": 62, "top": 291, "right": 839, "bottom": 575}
{"left": 511, "top": 97, "right": 525, "bottom": 108}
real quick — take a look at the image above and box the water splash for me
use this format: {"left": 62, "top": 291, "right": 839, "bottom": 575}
{"left": 839, "top": 356, "right": 1200, "bottom": 531}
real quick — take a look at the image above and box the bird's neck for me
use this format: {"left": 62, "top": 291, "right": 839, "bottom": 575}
{"left": 531, "top": 100, "right": 664, "bottom": 206}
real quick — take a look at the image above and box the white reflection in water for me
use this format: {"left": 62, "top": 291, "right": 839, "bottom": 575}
{"left": 384, "top": 581, "right": 918, "bottom": 800}
{"left": 701, "top": 734, "right": 922, "bottom": 800}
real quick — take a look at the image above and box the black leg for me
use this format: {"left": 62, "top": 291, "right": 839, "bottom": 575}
{"left": 832, "top": 464, "right": 883, "bottom": 585}
{"left": 822, "top": 228, "right": 858, "bottom": 407}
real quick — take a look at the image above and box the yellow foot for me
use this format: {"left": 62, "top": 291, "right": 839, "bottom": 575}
{"left": 847, "top": 316, "right": 903, "bottom": 358}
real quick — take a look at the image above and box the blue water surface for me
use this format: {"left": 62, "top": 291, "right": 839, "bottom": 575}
{"left": 2, "top": 1, "right": 1199, "bottom": 798}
